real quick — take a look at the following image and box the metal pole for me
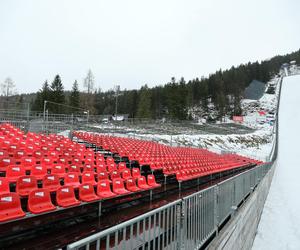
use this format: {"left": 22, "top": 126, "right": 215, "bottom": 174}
{"left": 26, "top": 103, "right": 30, "bottom": 132}
{"left": 43, "top": 100, "right": 47, "bottom": 122}
{"left": 43, "top": 100, "right": 47, "bottom": 132}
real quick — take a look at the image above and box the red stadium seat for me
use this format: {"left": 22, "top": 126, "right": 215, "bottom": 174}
{"left": 43, "top": 174, "right": 61, "bottom": 192}
{"left": 107, "top": 162, "right": 117, "bottom": 172}
{"left": 125, "top": 178, "right": 141, "bottom": 192}
{"left": 31, "top": 165, "right": 47, "bottom": 180}
{"left": 21, "top": 157, "right": 36, "bottom": 171}
{"left": 51, "top": 165, "right": 66, "bottom": 178}
{"left": 132, "top": 168, "right": 141, "bottom": 179}
{"left": 16, "top": 176, "right": 38, "bottom": 196}
{"left": 0, "top": 157, "right": 16, "bottom": 171}
{"left": 56, "top": 186, "right": 80, "bottom": 208}
{"left": 118, "top": 162, "right": 127, "bottom": 171}
{"left": 68, "top": 165, "right": 81, "bottom": 173}
{"left": 110, "top": 170, "right": 121, "bottom": 180}
{"left": 147, "top": 174, "right": 161, "bottom": 188}
{"left": 15, "top": 150, "right": 26, "bottom": 159}
{"left": 121, "top": 169, "right": 132, "bottom": 180}
{"left": 137, "top": 176, "right": 152, "bottom": 190}
{"left": 64, "top": 173, "right": 81, "bottom": 188}
{"left": 81, "top": 171, "right": 97, "bottom": 186}
{"left": 28, "top": 188, "right": 56, "bottom": 214}
{"left": 112, "top": 178, "right": 131, "bottom": 195}
{"left": 0, "top": 177, "right": 10, "bottom": 195}
{"left": 83, "top": 164, "right": 94, "bottom": 172}
{"left": 96, "top": 163, "right": 107, "bottom": 173}
{"left": 98, "top": 171, "right": 110, "bottom": 182}
{"left": 0, "top": 192, "right": 25, "bottom": 222}
{"left": 79, "top": 184, "right": 100, "bottom": 202}
{"left": 97, "top": 180, "right": 117, "bottom": 199}
{"left": 6, "top": 165, "right": 26, "bottom": 183}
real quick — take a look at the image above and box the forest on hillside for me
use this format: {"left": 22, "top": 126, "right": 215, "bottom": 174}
{"left": 2, "top": 49, "right": 300, "bottom": 121}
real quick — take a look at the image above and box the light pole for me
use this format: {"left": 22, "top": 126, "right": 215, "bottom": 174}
{"left": 43, "top": 100, "right": 47, "bottom": 122}
{"left": 114, "top": 85, "right": 120, "bottom": 120}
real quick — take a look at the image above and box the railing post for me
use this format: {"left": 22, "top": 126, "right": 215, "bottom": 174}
{"left": 214, "top": 185, "right": 219, "bottom": 235}
{"left": 178, "top": 200, "right": 185, "bottom": 250}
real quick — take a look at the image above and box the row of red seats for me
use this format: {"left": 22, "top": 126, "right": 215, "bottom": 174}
{"left": 0, "top": 173, "right": 160, "bottom": 197}
{"left": 2, "top": 163, "right": 142, "bottom": 182}
{"left": 0, "top": 154, "right": 119, "bottom": 171}
{"left": 0, "top": 175, "right": 161, "bottom": 222}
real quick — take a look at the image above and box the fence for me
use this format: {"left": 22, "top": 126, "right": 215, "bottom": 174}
{"left": 67, "top": 162, "right": 272, "bottom": 250}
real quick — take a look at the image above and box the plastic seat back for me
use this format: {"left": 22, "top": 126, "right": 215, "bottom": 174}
{"left": 43, "top": 174, "right": 61, "bottom": 192}
{"left": 15, "top": 150, "right": 26, "bottom": 159}
{"left": 107, "top": 163, "right": 117, "bottom": 172}
{"left": 83, "top": 164, "right": 94, "bottom": 172}
{"left": 64, "top": 173, "right": 80, "bottom": 188}
{"left": 121, "top": 169, "right": 132, "bottom": 180}
{"left": 68, "top": 165, "right": 81, "bottom": 173}
{"left": 98, "top": 171, "right": 109, "bottom": 182}
{"left": 79, "top": 183, "right": 99, "bottom": 202}
{"left": 113, "top": 178, "right": 130, "bottom": 195}
{"left": 97, "top": 180, "right": 116, "bottom": 198}
{"left": 147, "top": 174, "right": 161, "bottom": 187}
{"left": 96, "top": 163, "right": 107, "bottom": 173}
{"left": 0, "top": 157, "right": 16, "bottom": 170}
{"left": 16, "top": 176, "right": 38, "bottom": 196}
{"left": 110, "top": 170, "right": 120, "bottom": 180}
{"left": 132, "top": 168, "right": 141, "bottom": 179}
{"left": 125, "top": 178, "right": 141, "bottom": 192}
{"left": 0, "top": 192, "right": 25, "bottom": 222}
{"left": 118, "top": 162, "right": 127, "bottom": 171}
{"left": 56, "top": 186, "right": 80, "bottom": 208}
{"left": 137, "top": 176, "right": 152, "bottom": 189}
{"left": 28, "top": 188, "right": 56, "bottom": 214}
{"left": 0, "top": 177, "right": 10, "bottom": 195}
{"left": 51, "top": 165, "right": 66, "bottom": 176}
{"left": 82, "top": 171, "right": 96, "bottom": 185}
{"left": 31, "top": 165, "right": 47, "bottom": 179}
{"left": 21, "top": 157, "right": 36, "bottom": 167}
{"left": 6, "top": 165, "right": 26, "bottom": 182}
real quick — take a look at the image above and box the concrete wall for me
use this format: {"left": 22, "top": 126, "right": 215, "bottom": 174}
{"left": 208, "top": 161, "right": 276, "bottom": 250}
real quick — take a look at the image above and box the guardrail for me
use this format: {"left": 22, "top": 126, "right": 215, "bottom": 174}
{"left": 67, "top": 162, "right": 272, "bottom": 250}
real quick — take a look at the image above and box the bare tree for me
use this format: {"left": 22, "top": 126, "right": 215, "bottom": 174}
{"left": 83, "top": 69, "right": 95, "bottom": 94}
{"left": 1, "top": 77, "right": 17, "bottom": 97}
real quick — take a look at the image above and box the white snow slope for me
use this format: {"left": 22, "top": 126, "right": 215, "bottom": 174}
{"left": 252, "top": 75, "right": 300, "bottom": 250}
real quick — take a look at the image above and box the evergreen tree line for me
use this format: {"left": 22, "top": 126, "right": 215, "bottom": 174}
{"left": 32, "top": 49, "right": 300, "bottom": 120}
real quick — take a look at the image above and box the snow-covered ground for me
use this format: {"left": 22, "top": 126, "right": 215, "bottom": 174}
{"left": 87, "top": 76, "right": 283, "bottom": 162}
{"left": 252, "top": 75, "right": 300, "bottom": 249}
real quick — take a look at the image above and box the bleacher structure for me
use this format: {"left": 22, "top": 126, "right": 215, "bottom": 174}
{"left": 0, "top": 123, "right": 263, "bottom": 248}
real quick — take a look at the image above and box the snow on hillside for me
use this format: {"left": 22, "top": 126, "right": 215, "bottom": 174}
{"left": 252, "top": 74, "right": 300, "bottom": 250}
{"left": 89, "top": 76, "right": 282, "bottom": 162}
{"left": 126, "top": 77, "right": 280, "bottom": 161}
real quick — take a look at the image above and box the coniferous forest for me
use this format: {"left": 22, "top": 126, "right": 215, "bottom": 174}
{"left": 25, "top": 49, "right": 300, "bottom": 120}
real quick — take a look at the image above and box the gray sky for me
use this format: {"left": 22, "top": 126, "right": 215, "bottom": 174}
{"left": 0, "top": 0, "right": 299, "bottom": 94}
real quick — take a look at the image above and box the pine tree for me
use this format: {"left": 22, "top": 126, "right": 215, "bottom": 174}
{"left": 32, "top": 80, "right": 50, "bottom": 111}
{"left": 69, "top": 80, "right": 80, "bottom": 111}
{"left": 137, "top": 85, "right": 152, "bottom": 118}
{"left": 49, "top": 75, "right": 65, "bottom": 113}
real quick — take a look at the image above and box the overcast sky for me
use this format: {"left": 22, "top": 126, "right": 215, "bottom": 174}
{"left": 0, "top": 0, "right": 299, "bottom": 94}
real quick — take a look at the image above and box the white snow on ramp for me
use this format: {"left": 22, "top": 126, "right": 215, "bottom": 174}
{"left": 252, "top": 75, "right": 300, "bottom": 250}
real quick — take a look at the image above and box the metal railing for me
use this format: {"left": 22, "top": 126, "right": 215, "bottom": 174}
{"left": 67, "top": 200, "right": 182, "bottom": 250}
{"left": 67, "top": 162, "right": 272, "bottom": 250}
